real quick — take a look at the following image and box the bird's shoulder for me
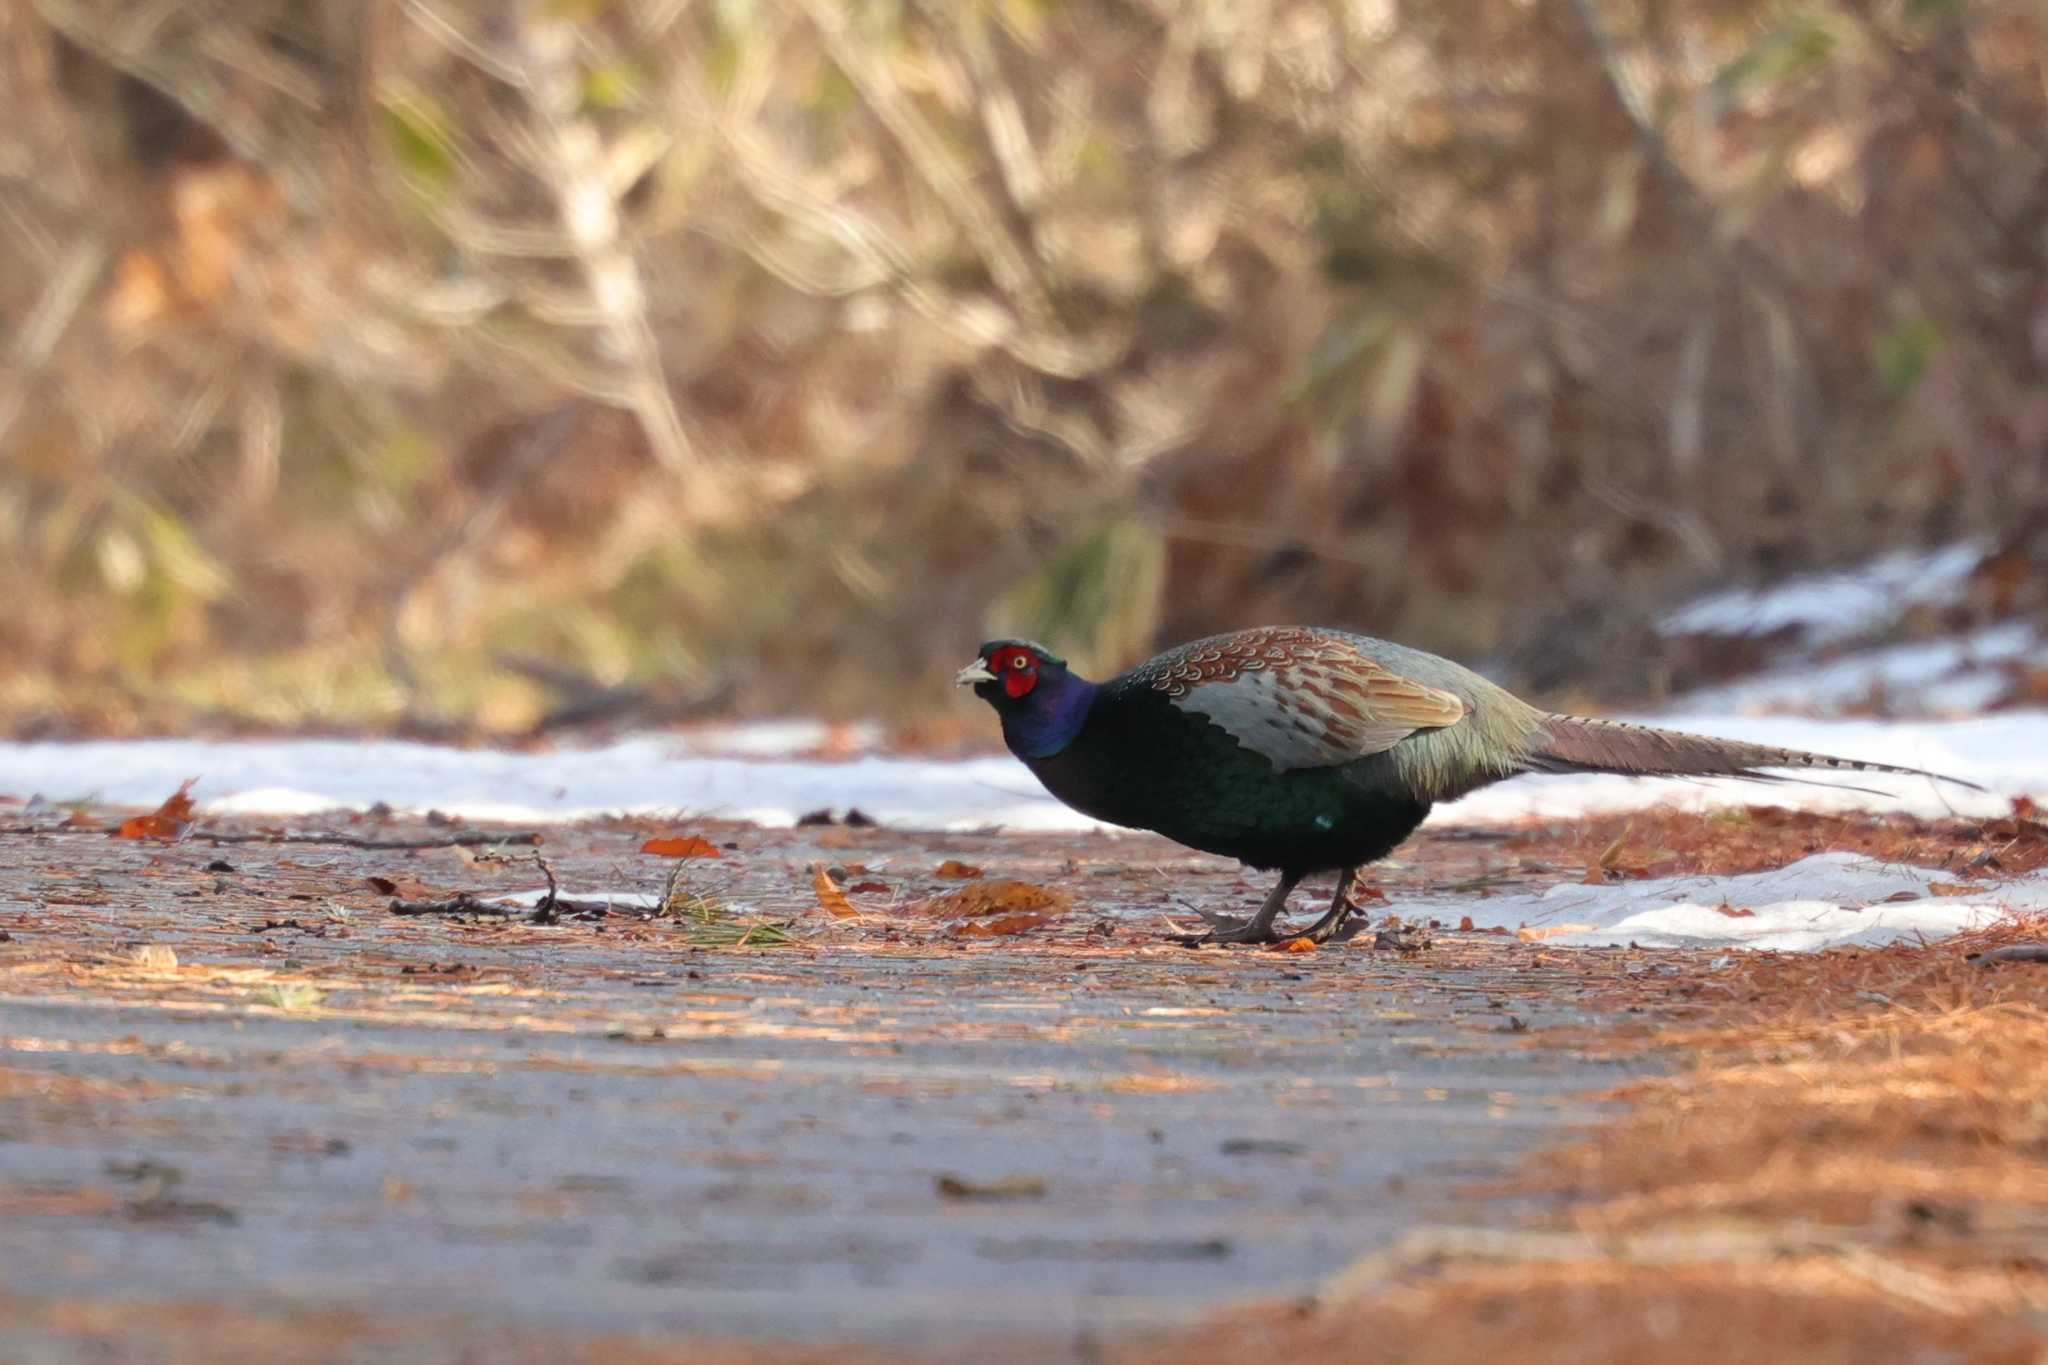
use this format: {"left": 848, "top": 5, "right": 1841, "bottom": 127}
{"left": 1106, "top": 627, "right": 1469, "bottom": 771}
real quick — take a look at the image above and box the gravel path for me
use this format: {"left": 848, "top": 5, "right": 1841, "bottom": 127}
{"left": 0, "top": 814, "right": 1690, "bottom": 1361}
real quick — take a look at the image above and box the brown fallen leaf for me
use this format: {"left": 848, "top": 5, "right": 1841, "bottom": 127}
{"left": 811, "top": 865, "right": 863, "bottom": 919}
{"left": 1714, "top": 903, "right": 1757, "bottom": 918}
{"left": 366, "top": 874, "right": 448, "bottom": 900}
{"left": 1274, "top": 936, "right": 1318, "bottom": 954}
{"left": 1515, "top": 923, "right": 1599, "bottom": 942}
{"left": 1104, "top": 1073, "right": 1223, "bottom": 1094}
{"left": 1927, "top": 882, "right": 1977, "bottom": 897}
{"left": 933, "top": 859, "right": 985, "bottom": 880}
{"left": 1457, "top": 916, "right": 1476, "bottom": 931}
{"left": 915, "top": 880, "right": 1071, "bottom": 919}
{"left": 848, "top": 880, "right": 891, "bottom": 894}
{"left": 948, "top": 911, "right": 1057, "bottom": 937}
{"left": 935, "top": 1173, "right": 1047, "bottom": 1201}
{"left": 115, "top": 779, "right": 197, "bottom": 841}
{"left": 641, "top": 835, "right": 721, "bottom": 858}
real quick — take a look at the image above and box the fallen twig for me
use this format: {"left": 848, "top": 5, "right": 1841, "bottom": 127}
{"left": 530, "top": 850, "right": 562, "bottom": 922}
{"left": 389, "top": 894, "right": 518, "bottom": 917}
{"left": 205, "top": 829, "right": 543, "bottom": 849}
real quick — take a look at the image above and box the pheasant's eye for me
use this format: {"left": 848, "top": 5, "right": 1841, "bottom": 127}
{"left": 1010, "top": 653, "right": 1033, "bottom": 671}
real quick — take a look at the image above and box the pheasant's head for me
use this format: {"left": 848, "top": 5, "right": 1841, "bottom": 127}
{"left": 955, "top": 640, "right": 1064, "bottom": 702}
{"left": 955, "top": 640, "right": 1094, "bottom": 757}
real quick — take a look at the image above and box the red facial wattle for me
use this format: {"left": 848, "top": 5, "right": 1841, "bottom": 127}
{"left": 1000, "top": 651, "right": 1037, "bottom": 699}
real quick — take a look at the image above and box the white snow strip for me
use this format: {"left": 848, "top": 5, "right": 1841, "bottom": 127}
{"left": 1655, "top": 541, "right": 2043, "bottom": 718}
{"left": 4, "top": 712, "right": 2046, "bottom": 953}
{"left": 1430, "top": 710, "right": 2046, "bottom": 825}
{"left": 665, "top": 719, "right": 884, "bottom": 757}
{"left": 1671, "top": 622, "right": 2044, "bottom": 719}
{"left": 0, "top": 735, "right": 1084, "bottom": 832}
{"left": 1659, "top": 543, "right": 1984, "bottom": 645}
{"left": 1, "top": 713, "right": 2044, "bottom": 832}
{"left": 1416, "top": 851, "right": 2048, "bottom": 951}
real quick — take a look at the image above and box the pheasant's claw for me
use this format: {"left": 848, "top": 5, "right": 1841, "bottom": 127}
{"left": 1172, "top": 916, "right": 1286, "bottom": 947}
{"left": 1274, "top": 914, "right": 1355, "bottom": 947}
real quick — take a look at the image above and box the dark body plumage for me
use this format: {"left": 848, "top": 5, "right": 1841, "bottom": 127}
{"left": 959, "top": 627, "right": 1977, "bottom": 945}
{"left": 1024, "top": 676, "right": 1431, "bottom": 876}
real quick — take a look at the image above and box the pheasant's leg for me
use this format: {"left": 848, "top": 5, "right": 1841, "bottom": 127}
{"left": 1278, "top": 868, "right": 1360, "bottom": 945}
{"left": 1174, "top": 871, "right": 1304, "bottom": 946}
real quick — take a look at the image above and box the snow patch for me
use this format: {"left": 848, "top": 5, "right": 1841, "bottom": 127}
{"left": 1659, "top": 543, "right": 1983, "bottom": 646}
{"left": 666, "top": 720, "right": 883, "bottom": 757}
{"left": 2, "top": 713, "right": 2040, "bottom": 833}
{"left": 1427, "top": 851, "right": 2048, "bottom": 951}
{"left": 1431, "top": 710, "right": 2046, "bottom": 825}
{"left": 1671, "top": 623, "right": 2039, "bottom": 718}
{"left": 1655, "top": 540, "right": 2048, "bottom": 718}
{"left": 4, "top": 710, "right": 2048, "bottom": 953}
{"left": 0, "top": 735, "right": 1083, "bottom": 832}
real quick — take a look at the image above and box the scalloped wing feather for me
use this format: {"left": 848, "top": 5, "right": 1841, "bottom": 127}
{"left": 1149, "top": 628, "right": 1468, "bottom": 771}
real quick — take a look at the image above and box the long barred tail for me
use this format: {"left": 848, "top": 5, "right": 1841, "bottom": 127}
{"left": 1526, "top": 713, "right": 1983, "bottom": 791}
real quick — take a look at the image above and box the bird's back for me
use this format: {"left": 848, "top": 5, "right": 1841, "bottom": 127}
{"left": 1107, "top": 628, "right": 1545, "bottom": 801}
{"left": 1019, "top": 628, "right": 1542, "bottom": 871}
{"left": 986, "top": 625, "right": 1973, "bottom": 877}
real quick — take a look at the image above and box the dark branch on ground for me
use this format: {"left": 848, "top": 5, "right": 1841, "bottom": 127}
{"left": 530, "top": 849, "right": 562, "bottom": 923}
{"left": 388, "top": 894, "right": 519, "bottom": 917}
{"left": 204, "top": 829, "right": 544, "bottom": 849}
{"left": 388, "top": 854, "right": 614, "bottom": 922}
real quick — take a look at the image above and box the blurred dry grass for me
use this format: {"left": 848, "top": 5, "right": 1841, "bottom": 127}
{"left": 1115, "top": 1261, "right": 2043, "bottom": 1365}
{"left": 1543, "top": 930, "right": 2048, "bottom": 1245}
{"left": 1, "top": 0, "right": 2045, "bottom": 735}
{"left": 1119, "top": 915, "right": 2048, "bottom": 1364}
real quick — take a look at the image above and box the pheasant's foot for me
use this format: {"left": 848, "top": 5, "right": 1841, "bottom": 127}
{"left": 1270, "top": 868, "right": 1363, "bottom": 946}
{"left": 1276, "top": 905, "right": 1359, "bottom": 946}
{"left": 1168, "top": 872, "right": 1305, "bottom": 947}
{"left": 1272, "top": 914, "right": 1351, "bottom": 946}
{"left": 1172, "top": 919, "right": 1288, "bottom": 947}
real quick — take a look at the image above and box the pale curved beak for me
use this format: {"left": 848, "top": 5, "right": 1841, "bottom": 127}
{"left": 954, "top": 660, "right": 997, "bottom": 686}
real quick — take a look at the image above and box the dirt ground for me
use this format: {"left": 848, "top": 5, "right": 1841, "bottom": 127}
{"left": 2, "top": 799, "right": 2045, "bottom": 1362}
{"left": 1118, "top": 917, "right": 2048, "bottom": 1365}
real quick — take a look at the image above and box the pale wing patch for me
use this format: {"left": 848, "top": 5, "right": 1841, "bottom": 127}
{"left": 1167, "top": 632, "right": 1467, "bottom": 770}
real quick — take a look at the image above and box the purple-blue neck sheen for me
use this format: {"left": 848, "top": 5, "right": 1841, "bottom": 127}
{"left": 960, "top": 639, "right": 1100, "bottom": 760}
{"left": 998, "top": 663, "right": 1099, "bottom": 759}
